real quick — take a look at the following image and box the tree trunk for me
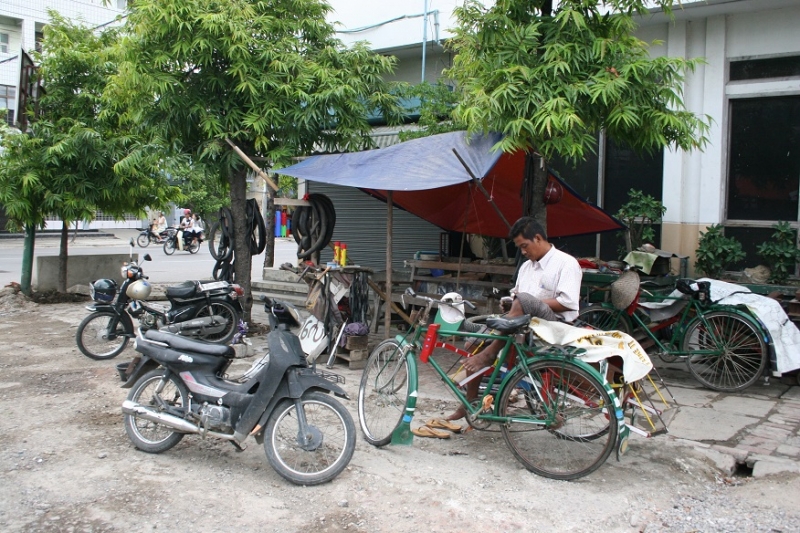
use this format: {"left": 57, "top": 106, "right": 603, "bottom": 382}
{"left": 20, "top": 224, "right": 35, "bottom": 296}
{"left": 228, "top": 167, "right": 253, "bottom": 322}
{"left": 58, "top": 222, "right": 69, "bottom": 293}
{"left": 524, "top": 153, "right": 549, "bottom": 234}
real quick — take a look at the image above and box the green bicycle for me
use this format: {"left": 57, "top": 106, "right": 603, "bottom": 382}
{"left": 578, "top": 273, "right": 771, "bottom": 393}
{"left": 357, "top": 289, "right": 629, "bottom": 481}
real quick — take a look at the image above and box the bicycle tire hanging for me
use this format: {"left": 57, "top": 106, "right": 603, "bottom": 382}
{"left": 292, "top": 193, "right": 336, "bottom": 261}
{"left": 209, "top": 199, "right": 267, "bottom": 282}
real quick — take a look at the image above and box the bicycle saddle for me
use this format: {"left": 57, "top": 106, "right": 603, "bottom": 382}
{"left": 485, "top": 314, "right": 531, "bottom": 334}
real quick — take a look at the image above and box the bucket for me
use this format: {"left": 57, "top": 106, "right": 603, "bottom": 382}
{"left": 116, "top": 362, "right": 132, "bottom": 382}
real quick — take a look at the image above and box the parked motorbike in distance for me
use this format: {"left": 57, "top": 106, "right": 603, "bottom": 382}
{"left": 119, "top": 302, "right": 356, "bottom": 485}
{"left": 163, "top": 228, "right": 201, "bottom": 255}
{"left": 76, "top": 245, "right": 244, "bottom": 360}
{"left": 136, "top": 227, "right": 176, "bottom": 248}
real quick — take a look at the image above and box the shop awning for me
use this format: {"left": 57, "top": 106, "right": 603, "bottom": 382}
{"left": 275, "top": 131, "right": 624, "bottom": 239}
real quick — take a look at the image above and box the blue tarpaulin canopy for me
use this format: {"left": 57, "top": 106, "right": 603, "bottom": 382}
{"left": 274, "top": 131, "right": 624, "bottom": 239}
{"left": 275, "top": 131, "right": 503, "bottom": 191}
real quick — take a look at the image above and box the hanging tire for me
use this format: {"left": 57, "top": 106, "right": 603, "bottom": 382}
{"left": 76, "top": 311, "right": 130, "bottom": 360}
{"left": 123, "top": 370, "right": 188, "bottom": 454}
{"left": 263, "top": 391, "right": 356, "bottom": 485}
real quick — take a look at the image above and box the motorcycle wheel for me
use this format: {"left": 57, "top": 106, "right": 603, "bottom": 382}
{"left": 163, "top": 238, "right": 176, "bottom": 255}
{"left": 187, "top": 240, "right": 200, "bottom": 254}
{"left": 124, "top": 369, "right": 188, "bottom": 454}
{"left": 136, "top": 233, "right": 150, "bottom": 247}
{"left": 194, "top": 301, "right": 239, "bottom": 343}
{"left": 264, "top": 391, "right": 356, "bottom": 485}
{"left": 76, "top": 311, "right": 129, "bottom": 360}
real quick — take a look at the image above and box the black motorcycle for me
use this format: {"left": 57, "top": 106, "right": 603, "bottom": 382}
{"left": 76, "top": 251, "right": 244, "bottom": 360}
{"left": 119, "top": 299, "right": 356, "bottom": 486}
{"left": 163, "top": 228, "right": 201, "bottom": 255}
{"left": 136, "top": 227, "right": 176, "bottom": 248}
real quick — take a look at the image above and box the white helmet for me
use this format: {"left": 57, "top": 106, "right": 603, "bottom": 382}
{"left": 126, "top": 279, "right": 152, "bottom": 300}
{"left": 438, "top": 292, "right": 465, "bottom": 324}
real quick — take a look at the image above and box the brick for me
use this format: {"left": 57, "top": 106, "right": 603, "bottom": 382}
{"left": 775, "top": 444, "right": 800, "bottom": 457}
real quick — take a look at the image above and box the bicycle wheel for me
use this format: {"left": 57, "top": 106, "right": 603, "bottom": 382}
{"left": 357, "top": 339, "right": 410, "bottom": 447}
{"left": 682, "top": 310, "right": 768, "bottom": 392}
{"left": 499, "top": 359, "right": 617, "bottom": 480}
{"left": 136, "top": 233, "right": 150, "bottom": 247}
{"left": 576, "top": 305, "right": 632, "bottom": 334}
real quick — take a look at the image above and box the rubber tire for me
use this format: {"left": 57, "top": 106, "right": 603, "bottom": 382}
{"left": 357, "top": 339, "right": 409, "bottom": 447}
{"left": 187, "top": 240, "right": 200, "bottom": 254}
{"left": 137, "top": 233, "right": 150, "bottom": 247}
{"left": 123, "top": 370, "right": 188, "bottom": 454}
{"left": 263, "top": 391, "right": 356, "bottom": 485}
{"left": 499, "top": 359, "right": 617, "bottom": 480}
{"left": 208, "top": 221, "right": 233, "bottom": 261}
{"left": 576, "top": 305, "right": 632, "bottom": 334}
{"left": 163, "top": 238, "right": 176, "bottom": 256}
{"left": 194, "top": 301, "right": 239, "bottom": 344}
{"left": 76, "top": 311, "right": 130, "bottom": 360}
{"left": 682, "top": 310, "right": 768, "bottom": 392}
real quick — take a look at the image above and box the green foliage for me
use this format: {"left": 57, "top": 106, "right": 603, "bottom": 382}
{"left": 0, "top": 12, "right": 180, "bottom": 233}
{"left": 397, "top": 81, "right": 465, "bottom": 142}
{"left": 108, "top": 0, "right": 405, "bottom": 174}
{"left": 694, "top": 224, "right": 745, "bottom": 279}
{"left": 446, "top": 0, "right": 711, "bottom": 164}
{"left": 757, "top": 221, "right": 800, "bottom": 284}
{"left": 616, "top": 190, "right": 665, "bottom": 252}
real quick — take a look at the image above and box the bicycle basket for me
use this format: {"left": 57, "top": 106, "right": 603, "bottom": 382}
{"left": 610, "top": 270, "right": 640, "bottom": 311}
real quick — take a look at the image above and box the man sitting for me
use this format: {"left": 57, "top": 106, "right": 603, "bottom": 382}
{"left": 448, "top": 216, "right": 582, "bottom": 421}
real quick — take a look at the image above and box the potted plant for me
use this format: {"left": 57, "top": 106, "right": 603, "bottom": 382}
{"left": 694, "top": 224, "right": 745, "bottom": 279}
{"left": 616, "top": 190, "right": 666, "bottom": 254}
{"left": 757, "top": 221, "right": 800, "bottom": 285}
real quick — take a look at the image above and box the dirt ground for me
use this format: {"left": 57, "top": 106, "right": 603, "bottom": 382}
{"left": 1, "top": 287, "right": 799, "bottom": 533}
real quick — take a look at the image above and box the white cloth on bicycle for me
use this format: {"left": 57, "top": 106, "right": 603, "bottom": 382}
{"left": 528, "top": 317, "right": 653, "bottom": 383}
{"left": 701, "top": 279, "right": 798, "bottom": 374}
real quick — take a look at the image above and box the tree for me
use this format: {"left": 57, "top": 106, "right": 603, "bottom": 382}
{"left": 0, "top": 12, "right": 179, "bottom": 293}
{"left": 109, "top": 0, "right": 403, "bottom": 320}
{"left": 446, "top": 0, "right": 710, "bottom": 231}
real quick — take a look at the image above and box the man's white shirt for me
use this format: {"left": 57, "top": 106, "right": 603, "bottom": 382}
{"left": 513, "top": 245, "right": 582, "bottom": 322}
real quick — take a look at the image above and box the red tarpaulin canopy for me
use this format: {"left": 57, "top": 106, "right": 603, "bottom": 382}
{"left": 363, "top": 151, "right": 623, "bottom": 239}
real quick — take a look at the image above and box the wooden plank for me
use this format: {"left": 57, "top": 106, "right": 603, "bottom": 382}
{"left": 405, "top": 259, "right": 517, "bottom": 276}
{"left": 411, "top": 275, "right": 513, "bottom": 289}
{"left": 274, "top": 198, "right": 311, "bottom": 207}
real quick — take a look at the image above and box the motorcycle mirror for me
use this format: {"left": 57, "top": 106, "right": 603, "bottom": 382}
{"left": 143, "top": 254, "right": 152, "bottom": 262}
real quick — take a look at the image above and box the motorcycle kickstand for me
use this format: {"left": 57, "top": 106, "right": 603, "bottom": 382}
{"left": 228, "top": 440, "right": 247, "bottom": 452}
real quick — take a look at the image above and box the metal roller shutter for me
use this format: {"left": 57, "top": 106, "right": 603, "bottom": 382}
{"left": 307, "top": 182, "right": 444, "bottom": 271}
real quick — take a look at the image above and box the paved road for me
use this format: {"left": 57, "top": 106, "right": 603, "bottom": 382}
{"left": 0, "top": 229, "right": 298, "bottom": 287}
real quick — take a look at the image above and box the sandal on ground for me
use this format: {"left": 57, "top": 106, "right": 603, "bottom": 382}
{"left": 411, "top": 426, "right": 451, "bottom": 439}
{"left": 426, "top": 419, "right": 463, "bottom": 433}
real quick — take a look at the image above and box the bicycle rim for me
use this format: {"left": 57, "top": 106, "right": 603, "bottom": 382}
{"left": 499, "top": 360, "right": 617, "bottom": 480}
{"left": 357, "top": 340, "right": 409, "bottom": 447}
{"left": 576, "top": 305, "right": 631, "bottom": 334}
{"left": 683, "top": 311, "right": 767, "bottom": 392}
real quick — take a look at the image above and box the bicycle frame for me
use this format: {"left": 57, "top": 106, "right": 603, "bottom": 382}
{"left": 382, "top": 301, "right": 629, "bottom": 454}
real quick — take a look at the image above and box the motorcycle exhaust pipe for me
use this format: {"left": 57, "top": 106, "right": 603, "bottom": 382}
{"left": 122, "top": 400, "right": 200, "bottom": 433}
{"left": 161, "top": 315, "right": 227, "bottom": 336}
{"left": 122, "top": 400, "right": 239, "bottom": 441}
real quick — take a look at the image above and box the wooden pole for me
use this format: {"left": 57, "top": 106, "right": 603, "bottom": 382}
{"left": 225, "top": 138, "right": 279, "bottom": 192}
{"left": 384, "top": 191, "right": 393, "bottom": 338}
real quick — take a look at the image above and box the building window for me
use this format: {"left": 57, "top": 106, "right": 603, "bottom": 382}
{"left": 0, "top": 33, "right": 9, "bottom": 54}
{"left": 730, "top": 56, "right": 800, "bottom": 82}
{"left": 0, "top": 85, "right": 15, "bottom": 126}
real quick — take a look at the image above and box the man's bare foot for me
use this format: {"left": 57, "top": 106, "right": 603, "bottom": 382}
{"left": 446, "top": 405, "right": 466, "bottom": 421}
{"left": 463, "top": 349, "right": 496, "bottom": 374}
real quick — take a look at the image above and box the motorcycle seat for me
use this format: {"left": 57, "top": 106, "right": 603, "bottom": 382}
{"left": 166, "top": 281, "right": 198, "bottom": 299}
{"left": 144, "top": 329, "right": 234, "bottom": 357}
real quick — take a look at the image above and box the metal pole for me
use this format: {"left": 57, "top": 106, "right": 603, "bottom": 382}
{"left": 384, "top": 191, "right": 393, "bottom": 338}
{"left": 421, "top": 0, "right": 428, "bottom": 83}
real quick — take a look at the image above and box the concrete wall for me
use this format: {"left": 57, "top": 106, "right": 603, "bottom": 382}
{"left": 34, "top": 253, "right": 136, "bottom": 292}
